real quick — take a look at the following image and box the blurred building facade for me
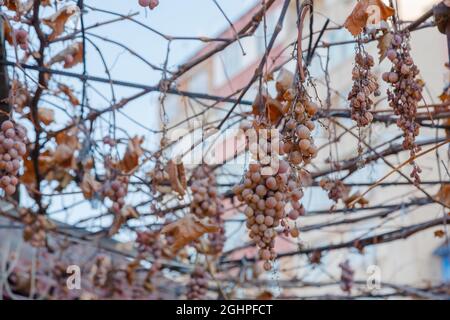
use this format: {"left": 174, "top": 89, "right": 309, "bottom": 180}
{"left": 164, "top": 0, "right": 449, "bottom": 298}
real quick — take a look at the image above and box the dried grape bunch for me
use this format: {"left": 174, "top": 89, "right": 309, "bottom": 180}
{"left": 207, "top": 215, "right": 226, "bottom": 255}
{"left": 0, "top": 120, "right": 27, "bottom": 196}
{"left": 282, "top": 96, "right": 319, "bottom": 166}
{"left": 339, "top": 260, "right": 354, "bottom": 294}
{"left": 319, "top": 177, "right": 369, "bottom": 208}
{"left": 190, "top": 166, "right": 220, "bottom": 219}
{"left": 136, "top": 230, "right": 164, "bottom": 275}
{"left": 319, "top": 178, "right": 348, "bottom": 203}
{"left": 187, "top": 266, "right": 209, "bottom": 300}
{"left": 101, "top": 175, "right": 129, "bottom": 214}
{"left": 382, "top": 32, "right": 423, "bottom": 185}
{"left": 233, "top": 158, "right": 304, "bottom": 271}
{"left": 348, "top": 50, "right": 380, "bottom": 127}
{"left": 19, "top": 208, "right": 55, "bottom": 247}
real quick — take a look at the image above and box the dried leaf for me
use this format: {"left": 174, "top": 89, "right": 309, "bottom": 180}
{"left": 126, "top": 258, "right": 141, "bottom": 284}
{"left": 251, "top": 93, "right": 284, "bottom": 124}
{"left": 121, "top": 205, "right": 139, "bottom": 219}
{"left": 54, "top": 143, "right": 75, "bottom": 168}
{"left": 3, "top": 0, "right": 33, "bottom": 13}
{"left": 21, "top": 150, "right": 54, "bottom": 186}
{"left": 275, "top": 68, "right": 294, "bottom": 95}
{"left": 161, "top": 214, "right": 219, "bottom": 253}
{"left": 377, "top": 32, "right": 393, "bottom": 62}
{"left": 436, "top": 184, "right": 450, "bottom": 207}
{"left": 166, "top": 159, "right": 187, "bottom": 196}
{"left": 46, "top": 169, "right": 73, "bottom": 191}
{"left": 120, "top": 136, "right": 144, "bottom": 173}
{"left": 345, "top": 191, "right": 369, "bottom": 208}
{"left": 58, "top": 84, "right": 80, "bottom": 106}
{"left": 344, "top": 0, "right": 395, "bottom": 36}
{"left": 43, "top": 5, "right": 80, "bottom": 41}
{"left": 251, "top": 93, "right": 266, "bottom": 117}
{"left": 256, "top": 291, "right": 273, "bottom": 300}
{"left": 2, "top": 20, "right": 14, "bottom": 44}
{"left": 109, "top": 206, "right": 139, "bottom": 236}
{"left": 55, "top": 128, "right": 80, "bottom": 150}
{"left": 80, "top": 172, "right": 101, "bottom": 199}
{"left": 266, "top": 96, "right": 284, "bottom": 124}
{"left": 3, "top": 0, "right": 19, "bottom": 11}
{"left": 38, "top": 107, "right": 54, "bottom": 125}
{"left": 434, "top": 230, "right": 446, "bottom": 238}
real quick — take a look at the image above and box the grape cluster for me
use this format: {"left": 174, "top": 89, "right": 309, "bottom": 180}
{"left": 14, "top": 29, "right": 28, "bottom": 50}
{"left": 187, "top": 266, "right": 209, "bottom": 300}
{"left": 19, "top": 208, "right": 55, "bottom": 247}
{"left": 0, "top": 120, "right": 27, "bottom": 196}
{"left": 348, "top": 50, "right": 380, "bottom": 127}
{"left": 102, "top": 176, "right": 129, "bottom": 213}
{"left": 138, "top": 0, "right": 159, "bottom": 9}
{"left": 136, "top": 230, "right": 164, "bottom": 275}
{"left": 233, "top": 159, "right": 304, "bottom": 271}
{"left": 383, "top": 32, "right": 423, "bottom": 185}
{"left": 282, "top": 99, "right": 319, "bottom": 166}
{"left": 339, "top": 260, "right": 354, "bottom": 294}
{"left": 207, "top": 216, "right": 226, "bottom": 255}
{"left": 190, "top": 166, "right": 221, "bottom": 219}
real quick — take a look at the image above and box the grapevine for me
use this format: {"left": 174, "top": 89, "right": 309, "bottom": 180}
{"left": 186, "top": 266, "right": 209, "bottom": 300}
{"left": 0, "top": 120, "right": 27, "bottom": 196}
{"left": 383, "top": 31, "right": 423, "bottom": 185}
{"left": 348, "top": 48, "right": 380, "bottom": 127}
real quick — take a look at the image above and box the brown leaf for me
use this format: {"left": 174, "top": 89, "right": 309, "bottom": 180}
{"left": 45, "top": 169, "right": 73, "bottom": 191}
{"left": 275, "top": 68, "right": 294, "bottom": 95}
{"left": 345, "top": 191, "right": 369, "bottom": 208}
{"left": 55, "top": 128, "right": 80, "bottom": 150}
{"left": 121, "top": 205, "right": 139, "bottom": 219}
{"left": 251, "top": 93, "right": 266, "bottom": 117}
{"left": 120, "top": 136, "right": 144, "bottom": 173}
{"left": 3, "top": 0, "right": 33, "bottom": 13}
{"left": 436, "top": 184, "right": 450, "bottom": 207}
{"left": 161, "top": 214, "right": 219, "bottom": 253}
{"left": 166, "top": 159, "right": 187, "bottom": 196}
{"left": 48, "top": 42, "right": 83, "bottom": 69}
{"left": 256, "top": 291, "right": 273, "bottom": 300}
{"left": 43, "top": 5, "right": 80, "bottom": 41}
{"left": 344, "top": 0, "right": 395, "bottom": 36}
{"left": 126, "top": 258, "right": 141, "bottom": 285}
{"left": 21, "top": 150, "right": 54, "bottom": 187}
{"left": 38, "top": 107, "right": 54, "bottom": 125}
{"left": 266, "top": 96, "right": 284, "bottom": 124}
{"left": 58, "top": 84, "right": 80, "bottom": 106}
{"left": 80, "top": 172, "right": 101, "bottom": 199}
{"left": 3, "top": 0, "right": 18, "bottom": 11}
{"left": 251, "top": 93, "right": 284, "bottom": 124}
{"left": 54, "top": 143, "right": 75, "bottom": 168}
{"left": 434, "top": 230, "right": 446, "bottom": 238}
{"left": 377, "top": 32, "right": 393, "bottom": 62}
{"left": 108, "top": 206, "right": 139, "bottom": 236}
{"left": 2, "top": 20, "right": 14, "bottom": 44}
